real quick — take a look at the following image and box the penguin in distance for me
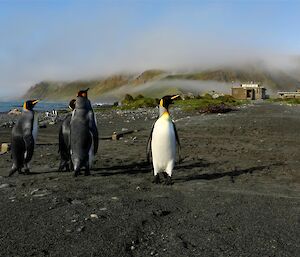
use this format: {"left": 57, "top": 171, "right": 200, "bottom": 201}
{"left": 147, "top": 95, "right": 181, "bottom": 185}
{"left": 70, "top": 89, "right": 98, "bottom": 176}
{"left": 8, "top": 99, "right": 40, "bottom": 176}
{"left": 58, "top": 99, "right": 76, "bottom": 172}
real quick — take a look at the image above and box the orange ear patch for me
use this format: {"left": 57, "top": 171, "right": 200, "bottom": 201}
{"left": 77, "top": 92, "right": 87, "bottom": 97}
{"left": 160, "top": 99, "right": 164, "bottom": 107}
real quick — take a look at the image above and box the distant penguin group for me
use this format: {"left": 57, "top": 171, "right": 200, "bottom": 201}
{"left": 9, "top": 92, "right": 181, "bottom": 185}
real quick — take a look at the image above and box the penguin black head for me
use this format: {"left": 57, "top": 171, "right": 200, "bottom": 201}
{"left": 159, "top": 95, "right": 180, "bottom": 110}
{"left": 68, "top": 99, "right": 76, "bottom": 110}
{"left": 77, "top": 88, "right": 89, "bottom": 98}
{"left": 23, "top": 100, "right": 40, "bottom": 111}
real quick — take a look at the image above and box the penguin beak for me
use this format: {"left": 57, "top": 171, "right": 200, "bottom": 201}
{"left": 32, "top": 100, "right": 40, "bottom": 105}
{"left": 170, "top": 95, "right": 180, "bottom": 105}
{"left": 171, "top": 95, "right": 180, "bottom": 100}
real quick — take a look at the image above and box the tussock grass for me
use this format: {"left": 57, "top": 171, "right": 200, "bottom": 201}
{"left": 174, "top": 95, "right": 248, "bottom": 111}
{"left": 267, "top": 98, "right": 300, "bottom": 105}
{"left": 118, "top": 94, "right": 158, "bottom": 109}
{"left": 119, "top": 93, "right": 248, "bottom": 111}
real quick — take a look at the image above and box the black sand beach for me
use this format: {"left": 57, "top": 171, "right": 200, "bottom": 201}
{"left": 0, "top": 103, "right": 299, "bottom": 257}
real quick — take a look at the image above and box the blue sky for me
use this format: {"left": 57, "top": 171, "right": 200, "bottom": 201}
{"left": 0, "top": 0, "right": 300, "bottom": 98}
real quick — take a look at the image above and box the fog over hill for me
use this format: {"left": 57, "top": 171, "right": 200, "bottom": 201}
{"left": 22, "top": 61, "right": 300, "bottom": 101}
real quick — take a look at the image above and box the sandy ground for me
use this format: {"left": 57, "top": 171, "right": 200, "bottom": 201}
{"left": 0, "top": 103, "right": 299, "bottom": 257}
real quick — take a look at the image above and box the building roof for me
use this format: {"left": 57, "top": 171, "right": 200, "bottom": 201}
{"left": 241, "top": 84, "right": 260, "bottom": 88}
{"left": 278, "top": 91, "right": 300, "bottom": 95}
{"left": 232, "top": 84, "right": 266, "bottom": 89}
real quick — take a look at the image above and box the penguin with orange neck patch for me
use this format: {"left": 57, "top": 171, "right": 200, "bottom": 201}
{"left": 8, "top": 99, "right": 40, "bottom": 176}
{"left": 147, "top": 95, "right": 181, "bottom": 184}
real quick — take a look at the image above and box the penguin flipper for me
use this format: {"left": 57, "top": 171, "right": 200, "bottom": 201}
{"left": 58, "top": 115, "right": 71, "bottom": 157}
{"left": 172, "top": 121, "right": 181, "bottom": 163}
{"left": 58, "top": 124, "right": 63, "bottom": 154}
{"left": 146, "top": 123, "right": 155, "bottom": 164}
{"left": 23, "top": 134, "right": 34, "bottom": 163}
{"left": 88, "top": 111, "right": 99, "bottom": 155}
{"left": 58, "top": 123, "right": 69, "bottom": 159}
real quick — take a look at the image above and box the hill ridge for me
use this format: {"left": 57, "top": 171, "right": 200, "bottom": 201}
{"left": 22, "top": 67, "right": 300, "bottom": 100}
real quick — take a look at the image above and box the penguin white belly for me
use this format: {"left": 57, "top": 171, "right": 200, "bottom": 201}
{"left": 151, "top": 118, "right": 176, "bottom": 175}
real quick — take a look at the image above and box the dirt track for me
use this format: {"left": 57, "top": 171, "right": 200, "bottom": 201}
{"left": 0, "top": 103, "right": 299, "bottom": 257}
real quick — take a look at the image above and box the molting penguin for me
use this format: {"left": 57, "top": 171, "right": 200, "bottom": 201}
{"left": 147, "top": 95, "right": 181, "bottom": 185}
{"left": 58, "top": 99, "right": 76, "bottom": 172}
{"left": 70, "top": 89, "right": 98, "bottom": 176}
{"left": 8, "top": 99, "right": 40, "bottom": 176}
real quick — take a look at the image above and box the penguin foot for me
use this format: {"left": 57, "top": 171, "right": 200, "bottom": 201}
{"left": 58, "top": 165, "right": 71, "bottom": 172}
{"left": 162, "top": 172, "right": 168, "bottom": 179}
{"left": 8, "top": 168, "right": 18, "bottom": 177}
{"left": 74, "top": 170, "right": 80, "bottom": 177}
{"left": 70, "top": 162, "right": 74, "bottom": 172}
{"left": 152, "top": 175, "right": 160, "bottom": 184}
{"left": 164, "top": 176, "right": 173, "bottom": 185}
{"left": 65, "top": 164, "right": 71, "bottom": 172}
{"left": 58, "top": 160, "right": 71, "bottom": 172}
{"left": 24, "top": 168, "right": 31, "bottom": 175}
{"left": 58, "top": 164, "right": 65, "bottom": 172}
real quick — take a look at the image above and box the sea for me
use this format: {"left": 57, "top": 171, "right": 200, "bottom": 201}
{"left": 0, "top": 101, "right": 68, "bottom": 113}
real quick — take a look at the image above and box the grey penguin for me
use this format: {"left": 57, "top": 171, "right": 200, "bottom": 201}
{"left": 147, "top": 95, "right": 181, "bottom": 185}
{"left": 70, "top": 89, "right": 98, "bottom": 176}
{"left": 8, "top": 99, "right": 40, "bottom": 176}
{"left": 58, "top": 99, "right": 76, "bottom": 172}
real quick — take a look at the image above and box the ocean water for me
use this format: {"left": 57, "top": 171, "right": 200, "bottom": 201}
{"left": 0, "top": 101, "right": 68, "bottom": 113}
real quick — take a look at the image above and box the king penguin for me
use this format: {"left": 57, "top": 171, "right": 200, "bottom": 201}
{"left": 147, "top": 95, "right": 181, "bottom": 185}
{"left": 8, "top": 99, "right": 40, "bottom": 176}
{"left": 58, "top": 99, "right": 76, "bottom": 172}
{"left": 70, "top": 89, "right": 98, "bottom": 177}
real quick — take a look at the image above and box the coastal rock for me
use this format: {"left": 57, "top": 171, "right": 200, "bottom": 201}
{"left": 0, "top": 143, "right": 11, "bottom": 154}
{"left": 90, "top": 214, "right": 99, "bottom": 219}
{"left": 0, "top": 183, "right": 11, "bottom": 189}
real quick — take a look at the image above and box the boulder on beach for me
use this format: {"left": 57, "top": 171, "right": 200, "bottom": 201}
{"left": 0, "top": 143, "right": 10, "bottom": 155}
